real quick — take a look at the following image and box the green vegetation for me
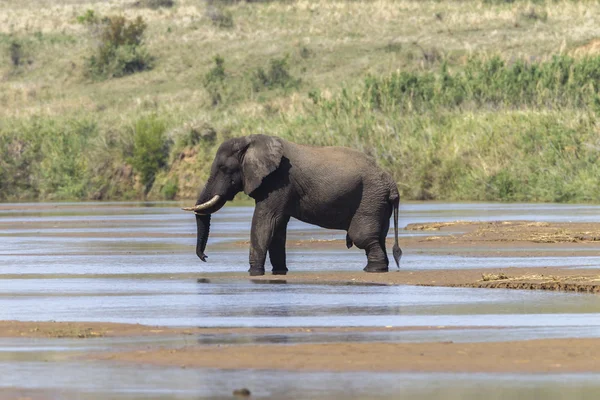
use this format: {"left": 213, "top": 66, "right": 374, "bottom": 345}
{"left": 3, "top": 0, "right": 600, "bottom": 202}
{"left": 204, "top": 55, "right": 226, "bottom": 106}
{"left": 0, "top": 118, "right": 97, "bottom": 201}
{"left": 359, "top": 56, "right": 600, "bottom": 111}
{"left": 129, "top": 115, "right": 170, "bottom": 193}
{"left": 86, "top": 15, "right": 154, "bottom": 79}
{"left": 76, "top": 9, "right": 100, "bottom": 25}
{"left": 206, "top": 6, "right": 235, "bottom": 29}
{"left": 251, "top": 56, "right": 301, "bottom": 92}
{"left": 9, "top": 39, "right": 24, "bottom": 67}
{"left": 133, "top": 0, "right": 176, "bottom": 9}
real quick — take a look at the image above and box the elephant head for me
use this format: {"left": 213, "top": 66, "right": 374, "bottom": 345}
{"left": 182, "top": 135, "right": 283, "bottom": 261}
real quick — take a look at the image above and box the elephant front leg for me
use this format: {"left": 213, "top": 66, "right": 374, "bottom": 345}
{"left": 269, "top": 216, "right": 290, "bottom": 275}
{"left": 248, "top": 209, "right": 287, "bottom": 276}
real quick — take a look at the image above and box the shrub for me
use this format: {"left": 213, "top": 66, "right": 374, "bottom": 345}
{"left": 132, "top": 0, "right": 175, "bottom": 9}
{"left": 161, "top": 179, "right": 178, "bottom": 200}
{"left": 206, "top": 6, "right": 234, "bottom": 28}
{"left": 7, "top": 38, "right": 31, "bottom": 69}
{"left": 0, "top": 118, "right": 96, "bottom": 200}
{"left": 86, "top": 15, "right": 154, "bottom": 79}
{"left": 129, "top": 116, "right": 170, "bottom": 193}
{"left": 204, "top": 55, "right": 226, "bottom": 105}
{"left": 251, "top": 56, "right": 300, "bottom": 92}
{"left": 9, "top": 40, "right": 23, "bottom": 67}
{"left": 76, "top": 9, "right": 100, "bottom": 25}
{"left": 520, "top": 7, "right": 548, "bottom": 22}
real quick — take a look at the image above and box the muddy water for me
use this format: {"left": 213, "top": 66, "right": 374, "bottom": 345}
{"left": 2, "top": 202, "right": 600, "bottom": 399}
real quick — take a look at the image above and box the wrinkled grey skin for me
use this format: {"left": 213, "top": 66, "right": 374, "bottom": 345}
{"left": 190, "top": 134, "right": 402, "bottom": 276}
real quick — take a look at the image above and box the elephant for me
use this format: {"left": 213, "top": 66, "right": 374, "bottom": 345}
{"left": 183, "top": 134, "right": 402, "bottom": 276}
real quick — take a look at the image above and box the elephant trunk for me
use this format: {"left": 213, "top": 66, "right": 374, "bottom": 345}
{"left": 185, "top": 178, "right": 229, "bottom": 262}
{"left": 195, "top": 213, "right": 211, "bottom": 262}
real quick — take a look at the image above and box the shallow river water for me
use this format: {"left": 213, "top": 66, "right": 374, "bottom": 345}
{"left": 1, "top": 202, "right": 600, "bottom": 399}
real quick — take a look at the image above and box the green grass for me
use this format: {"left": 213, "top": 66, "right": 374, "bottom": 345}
{"left": 359, "top": 55, "right": 600, "bottom": 111}
{"left": 3, "top": 0, "right": 600, "bottom": 202}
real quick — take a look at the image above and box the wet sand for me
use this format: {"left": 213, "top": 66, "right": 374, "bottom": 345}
{"left": 93, "top": 338, "right": 600, "bottom": 373}
{"left": 236, "top": 267, "right": 600, "bottom": 293}
{"left": 0, "top": 321, "right": 473, "bottom": 338}
{"left": 3, "top": 321, "right": 600, "bottom": 373}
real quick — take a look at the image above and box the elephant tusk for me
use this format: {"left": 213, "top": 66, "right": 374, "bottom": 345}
{"left": 182, "top": 195, "right": 221, "bottom": 213}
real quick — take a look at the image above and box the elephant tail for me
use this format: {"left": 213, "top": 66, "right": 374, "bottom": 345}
{"left": 391, "top": 195, "right": 402, "bottom": 269}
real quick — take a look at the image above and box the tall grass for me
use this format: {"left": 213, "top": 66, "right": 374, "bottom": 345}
{"left": 0, "top": 118, "right": 96, "bottom": 201}
{"left": 356, "top": 56, "right": 600, "bottom": 112}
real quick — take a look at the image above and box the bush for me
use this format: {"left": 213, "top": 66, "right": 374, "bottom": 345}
{"left": 132, "top": 0, "right": 175, "bottom": 9}
{"left": 251, "top": 56, "right": 300, "bottom": 92}
{"left": 9, "top": 40, "right": 23, "bottom": 67}
{"left": 0, "top": 118, "right": 96, "bottom": 200}
{"left": 161, "top": 179, "right": 178, "bottom": 200}
{"left": 129, "top": 116, "right": 170, "bottom": 193}
{"left": 7, "top": 38, "right": 32, "bottom": 69}
{"left": 206, "top": 6, "right": 234, "bottom": 28}
{"left": 204, "top": 55, "right": 226, "bottom": 105}
{"left": 76, "top": 9, "right": 100, "bottom": 25}
{"left": 86, "top": 15, "right": 154, "bottom": 79}
{"left": 520, "top": 7, "right": 548, "bottom": 22}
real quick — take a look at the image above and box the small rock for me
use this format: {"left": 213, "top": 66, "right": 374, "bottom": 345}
{"left": 233, "top": 388, "right": 251, "bottom": 397}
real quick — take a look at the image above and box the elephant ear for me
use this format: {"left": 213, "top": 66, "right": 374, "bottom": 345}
{"left": 241, "top": 135, "right": 283, "bottom": 195}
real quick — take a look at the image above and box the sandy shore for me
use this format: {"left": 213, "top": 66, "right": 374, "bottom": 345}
{"left": 0, "top": 321, "right": 466, "bottom": 338}
{"left": 93, "top": 338, "right": 600, "bottom": 373}
{"left": 3, "top": 321, "right": 600, "bottom": 373}
{"left": 233, "top": 267, "right": 600, "bottom": 293}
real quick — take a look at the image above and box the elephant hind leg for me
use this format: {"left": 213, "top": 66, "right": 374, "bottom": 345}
{"left": 363, "top": 242, "right": 389, "bottom": 272}
{"left": 347, "top": 219, "right": 389, "bottom": 273}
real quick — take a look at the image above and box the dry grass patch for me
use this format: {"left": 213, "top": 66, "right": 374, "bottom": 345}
{"left": 461, "top": 221, "right": 600, "bottom": 243}
{"left": 481, "top": 272, "right": 509, "bottom": 281}
{"left": 405, "top": 221, "right": 473, "bottom": 231}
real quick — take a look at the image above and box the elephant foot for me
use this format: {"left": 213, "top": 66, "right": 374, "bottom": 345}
{"left": 248, "top": 267, "right": 266, "bottom": 276}
{"left": 272, "top": 267, "right": 288, "bottom": 276}
{"left": 363, "top": 262, "right": 389, "bottom": 273}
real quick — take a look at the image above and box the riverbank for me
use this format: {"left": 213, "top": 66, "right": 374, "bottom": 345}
{"left": 2, "top": 320, "right": 599, "bottom": 373}
{"left": 93, "top": 338, "right": 600, "bottom": 373}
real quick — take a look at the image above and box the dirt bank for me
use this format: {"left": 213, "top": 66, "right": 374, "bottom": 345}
{"left": 94, "top": 338, "right": 600, "bottom": 373}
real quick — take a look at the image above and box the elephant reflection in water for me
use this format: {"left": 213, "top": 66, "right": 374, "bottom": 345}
{"left": 183, "top": 134, "right": 402, "bottom": 276}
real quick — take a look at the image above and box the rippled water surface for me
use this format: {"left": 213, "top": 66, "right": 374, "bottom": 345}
{"left": 2, "top": 202, "right": 600, "bottom": 399}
